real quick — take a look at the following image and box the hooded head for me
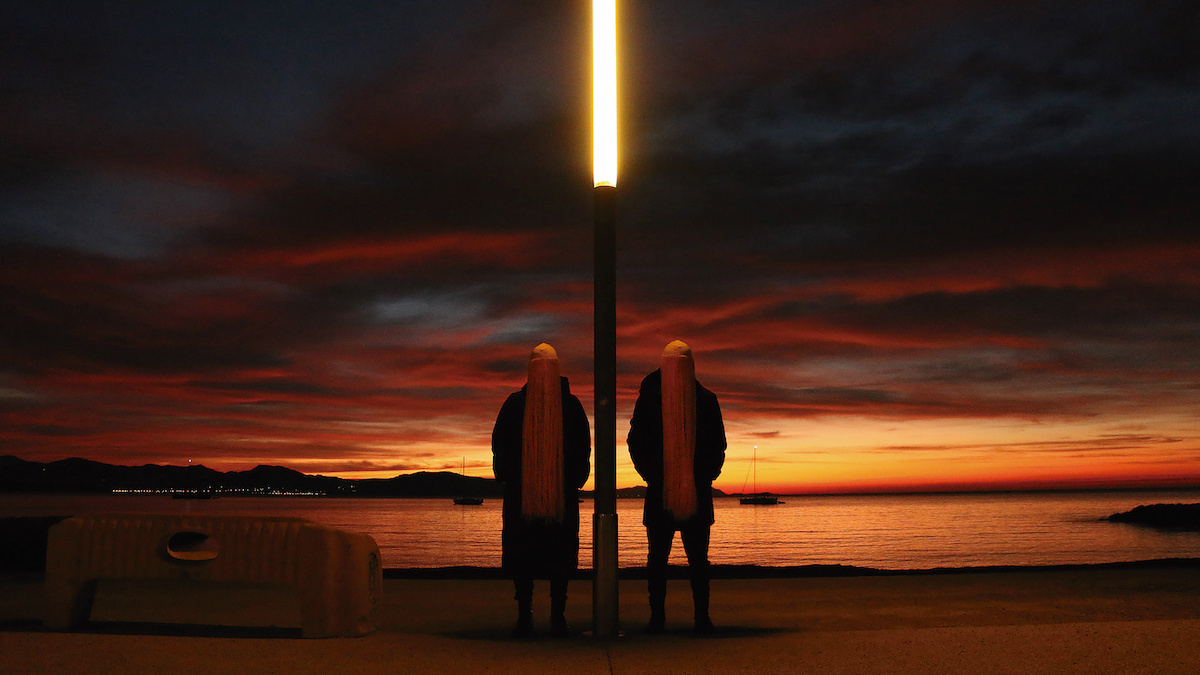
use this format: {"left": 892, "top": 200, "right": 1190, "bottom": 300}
{"left": 521, "top": 343, "right": 565, "bottom": 521}
{"left": 660, "top": 340, "right": 698, "bottom": 520}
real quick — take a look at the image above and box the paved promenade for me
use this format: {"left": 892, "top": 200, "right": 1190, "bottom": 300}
{"left": 2, "top": 564, "right": 1199, "bottom": 674}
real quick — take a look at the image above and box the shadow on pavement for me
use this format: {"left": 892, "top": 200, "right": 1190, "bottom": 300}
{"left": 442, "top": 624, "right": 794, "bottom": 642}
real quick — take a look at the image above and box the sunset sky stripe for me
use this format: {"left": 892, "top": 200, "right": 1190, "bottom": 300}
{"left": 2, "top": 1, "right": 1198, "bottom": 493}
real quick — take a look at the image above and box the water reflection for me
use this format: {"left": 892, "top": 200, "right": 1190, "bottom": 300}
{"left": 4, "top": 491, "right": 1200, "bottom": 570}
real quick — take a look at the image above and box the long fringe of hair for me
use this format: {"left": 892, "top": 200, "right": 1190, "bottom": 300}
{"left": 521, "top": 346, "right": 565, "bottom": 522}
{"left": 661, "top": 344, "right": 698, "bottom": 520}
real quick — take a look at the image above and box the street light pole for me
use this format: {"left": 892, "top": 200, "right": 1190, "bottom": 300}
{"left": 592, "top": 0, "right": 619, "bottom": 638}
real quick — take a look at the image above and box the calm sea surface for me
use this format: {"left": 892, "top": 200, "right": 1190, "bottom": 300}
{"left": 5, "top": 490, "right": 1200, "bottom": 570}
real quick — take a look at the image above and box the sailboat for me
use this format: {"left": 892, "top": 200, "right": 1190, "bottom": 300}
{"left": 452, "top": 457, "right": 484, "bottom": 505}
{"left": 739, "top": 446, "right": 779, "bottom": 505}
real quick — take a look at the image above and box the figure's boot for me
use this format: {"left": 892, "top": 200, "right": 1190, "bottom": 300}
{"left": 647, "top": 576, "right": 667, "bottom": 633}
{"left": 691, "top": 572, "right": 713, "bottom": 635}
{"left": 550, "top": 579, "right": 570, "bottom": 637}
{"left": 512, "top": 579, "right": 534, "bottom": 638}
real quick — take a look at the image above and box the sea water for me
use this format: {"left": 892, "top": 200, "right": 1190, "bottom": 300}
{"left": 4, "top": 490, "right": 1199, "bottom": 570}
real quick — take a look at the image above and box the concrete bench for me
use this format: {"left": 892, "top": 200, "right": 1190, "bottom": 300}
{"left": 44, "top": 513, "right": 381, "bottom": 638}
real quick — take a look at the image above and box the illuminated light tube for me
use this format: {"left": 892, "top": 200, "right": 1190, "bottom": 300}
{"left": 593, "top": 0, "right": 617, "bottom": 187}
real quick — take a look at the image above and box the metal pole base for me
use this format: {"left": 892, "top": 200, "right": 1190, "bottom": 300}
{"left": 591, "top": 512, "right": 620, "bottom": 637}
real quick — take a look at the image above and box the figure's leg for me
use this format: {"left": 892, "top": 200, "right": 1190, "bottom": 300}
{"left": 681, "top": 523, "right": 713, "bottom": 633}
{"left": 550, "top": 576, "right": 570, "bottom": 637}
{"left": 512, "top": 577, "right": 534, "bottom": 637}
{"left": 646, "top": 524, "right": 674, "bottom": 632}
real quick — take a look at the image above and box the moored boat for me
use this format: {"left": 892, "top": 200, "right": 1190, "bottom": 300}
{"left": 452, "top": 457, "right": 483, "bottom": 505}
{"left": 739, "top": 446, "right": 780, "bottom": 505}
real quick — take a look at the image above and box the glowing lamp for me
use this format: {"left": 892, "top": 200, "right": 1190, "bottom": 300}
{"left": 593, "top": 0, "right": 617, "bottom": 187}
{"left": 591, "top": 0, "right": 620, "bottom": 637}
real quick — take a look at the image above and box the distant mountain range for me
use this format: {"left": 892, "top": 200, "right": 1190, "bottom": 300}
{"left": 0, "top": 455, "right": 723, "bottom": 499}
{"left": 0, "top": 455, "right": 496, "bottom": 498}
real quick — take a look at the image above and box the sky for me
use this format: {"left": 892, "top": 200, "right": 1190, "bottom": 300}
{"left": 3, "top": 0, "right": 1199, "bottom": 494}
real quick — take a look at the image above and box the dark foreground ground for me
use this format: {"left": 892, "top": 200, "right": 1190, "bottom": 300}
{"left": 2, "top": 561, "right": 1199, "bottom": 674}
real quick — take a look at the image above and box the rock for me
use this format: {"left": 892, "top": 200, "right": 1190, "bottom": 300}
{"left": 1107, "top": 503, "right": 1200, "bottom": 530}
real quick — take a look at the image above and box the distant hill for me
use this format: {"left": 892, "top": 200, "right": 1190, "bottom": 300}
{"left": 0, "top": 454, "right": 348, "bottom": 495}
{"left": 579, "top": 485, "right": 727, "bottom": 499}
{"left": 0, "top": 455, "right": 726, "bottom": 499}
{"left": 354, "top": 471, "right": 503, "bottom": 499}
{"left": 0, "top": 455, "right": 493, "bottom": 498}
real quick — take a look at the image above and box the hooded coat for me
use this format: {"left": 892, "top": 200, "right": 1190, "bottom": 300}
{"left": 628, "top": 369, "right": 727, "bottom": 528}
{"left": 492, "top": 376, "right": 592, "bottom": 577}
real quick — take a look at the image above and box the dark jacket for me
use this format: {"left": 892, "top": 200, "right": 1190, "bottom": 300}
{"left": 627, "top": 369, "right": 727, "bottom": 528}
{"left": 492, "top": 376, "right": 592, "bottom": 577}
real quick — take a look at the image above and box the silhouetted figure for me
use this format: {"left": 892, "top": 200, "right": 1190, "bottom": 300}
{"left": 628, "top": 340, "right": 726, "bottom": 634}
{"left": 492, "top": 343, "right": 592, "bottom": 638}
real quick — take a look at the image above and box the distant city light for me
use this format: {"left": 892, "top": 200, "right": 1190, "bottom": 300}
{"left": 593, "top": 0, "right": 617, "bottom": 187}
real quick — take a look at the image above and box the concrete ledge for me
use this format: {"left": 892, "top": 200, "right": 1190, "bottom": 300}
{"left": 43, "top": 513, "right": 381, "bottom": 637}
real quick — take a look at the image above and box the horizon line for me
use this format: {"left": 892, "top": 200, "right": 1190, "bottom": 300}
{"left": 7, "top": 454, "right": 1198, "bottom": 497}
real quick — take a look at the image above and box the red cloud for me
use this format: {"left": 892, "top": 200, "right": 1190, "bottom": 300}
{"left": 799, "top": 242, "right": 1200, "bottom": 302}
